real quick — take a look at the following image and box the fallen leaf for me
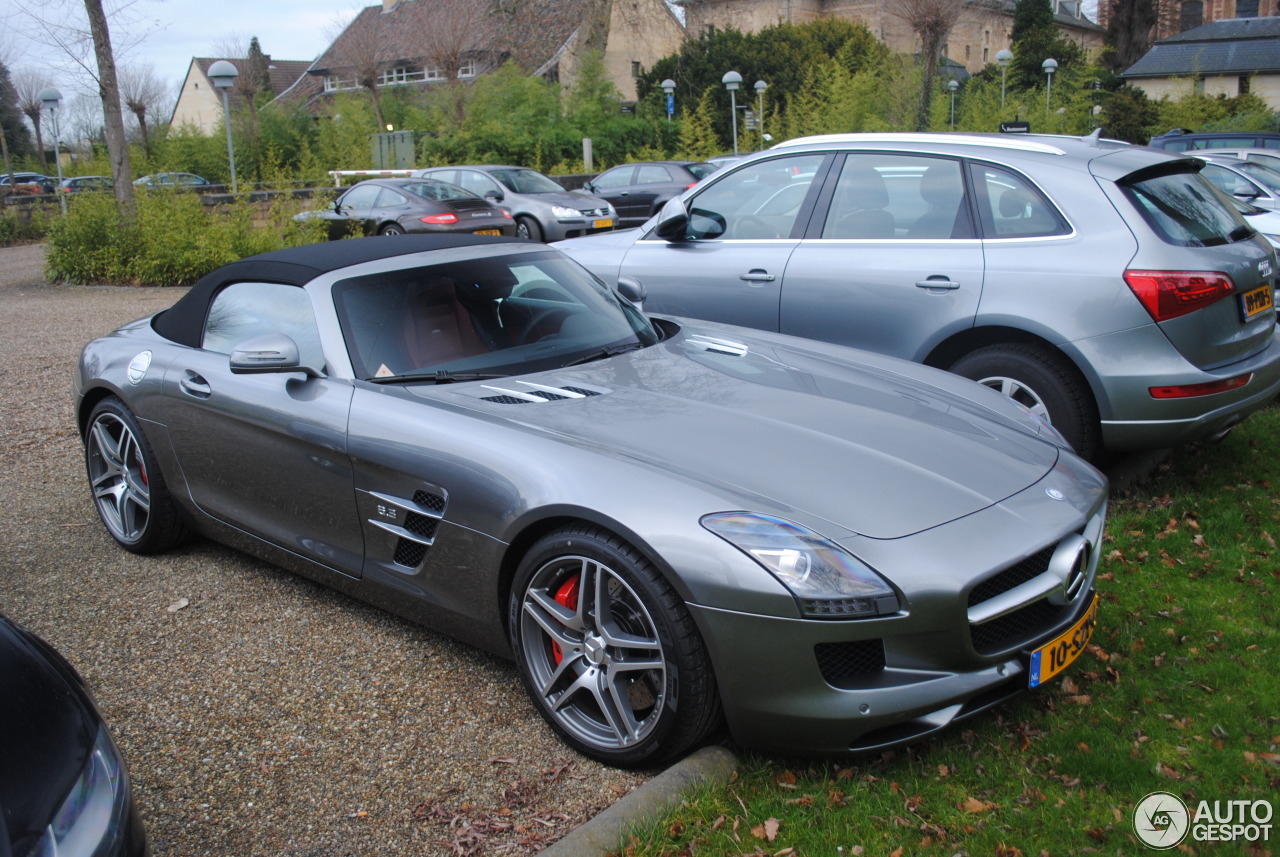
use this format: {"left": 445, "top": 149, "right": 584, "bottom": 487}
{"left": 751, "top": 818, "right": 781, "bottom": 842}
{"left": 166, "top": 597, "right": 190, "bottom": 613}
{"left": 962, "top": 797, "right": 996, "bottom": 813}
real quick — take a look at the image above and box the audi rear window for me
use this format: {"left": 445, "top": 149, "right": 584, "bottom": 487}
{"left": 1122, "top": 168, "right": 1251, "bottom": 248}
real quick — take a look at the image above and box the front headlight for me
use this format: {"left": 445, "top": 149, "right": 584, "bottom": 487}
{"left": 702, "top": 513, "right": 900, "bottom": 619}
{"left": 30, "top": 725, "right": 131, "bottom": 857}
{"left": 552, "top": 205, "right": 583, "bottom": 219}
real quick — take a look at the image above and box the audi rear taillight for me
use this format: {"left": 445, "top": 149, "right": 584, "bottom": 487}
{"left": 421, "top": 213, "right": 459, "bottom": 225}
{"left": 1124, "top": 270, "right": 1235, "bottom": 322}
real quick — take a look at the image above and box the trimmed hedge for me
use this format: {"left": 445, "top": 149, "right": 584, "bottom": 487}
{"left": 45, "top": 191, "right": 327, "bottom": 286}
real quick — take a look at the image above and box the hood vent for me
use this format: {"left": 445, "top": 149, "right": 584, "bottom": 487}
{"left": 686, "top": 335, "right": 749, "bottom": 357}
{"left": 480, "top": 381, "right": 605, "bottom": 404}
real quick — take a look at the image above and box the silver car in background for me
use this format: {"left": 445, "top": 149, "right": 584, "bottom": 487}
{"left": 412, "top": 164, "right": 615, "bottom": 242}
{"left": 556, "top": 133, "right": 1280, "bottom": 460}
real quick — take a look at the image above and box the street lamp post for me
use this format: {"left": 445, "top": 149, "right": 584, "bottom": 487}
{"left": 996, "top": 49, "right": 1013, "bottom": 110}
{"left": 38, "top": 87, "right": 67, "bottom": 215}
{"left": 207, "top": 60, "right": 240, "bottom": 193}
{"left": 660, "top": 79, "right": 676, "bottom": 123}
{"left": 1042, "top": 58, "right": 1058, "bottom": 117}
{"left": 754, "top": 80, "right": 768, "bottom": 145}
{"left": 722, "top": 70, "right": 742, "bottom": 155}
{"left": 948, "top": 79, "right": 959, "bottom": 129}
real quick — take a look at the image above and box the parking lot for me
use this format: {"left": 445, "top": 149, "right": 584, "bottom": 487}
{"left": 0, "top": 243, "right": 646, "bottom": 856}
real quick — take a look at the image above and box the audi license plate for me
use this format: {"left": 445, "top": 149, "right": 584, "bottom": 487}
{"left": 474, "top": 229, "right": 501, "bottom": 236}
{"left": 1028, "top": 592, "right": 1098, "bottom": 688}
{"left": 1241, "top": 285, "right": 1274, "bottom": 319}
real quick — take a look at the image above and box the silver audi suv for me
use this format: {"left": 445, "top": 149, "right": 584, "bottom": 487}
{"left": 556, "top": 133, "right": 1280, "bottom": 460}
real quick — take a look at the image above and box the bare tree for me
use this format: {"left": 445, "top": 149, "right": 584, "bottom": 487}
{"left": 118, "top": 63, "right": 165, "bottom": 155}
{"left": 83, "top": 0, "right": 136, "bottom": 215}
{"left": 327, "top": 8, "right": 393, "bottom": 129}
{"left": 209, "top": 33, "right": 272, "bottom": 139}
{"left": 891, "top": 0, "right": 967, "bottom": 131}
{"left": 13, "top": 68, "right": 52, "bottom": 171}
{"left": 417, "top": 0, "right": 486, "bottom": 125}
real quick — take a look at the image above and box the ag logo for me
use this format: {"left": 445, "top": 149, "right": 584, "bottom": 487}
{"left": 1134, "top": 791, "right": 1189, "bottom": 849}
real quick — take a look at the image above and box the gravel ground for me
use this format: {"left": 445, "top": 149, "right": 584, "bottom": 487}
{"left": 0, "top": 242, "right": 649, "bottom": 856}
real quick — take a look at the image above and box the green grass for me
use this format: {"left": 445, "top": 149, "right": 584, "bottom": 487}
{"left": 619, "top": 404, "right": 1280, "bottom": 857}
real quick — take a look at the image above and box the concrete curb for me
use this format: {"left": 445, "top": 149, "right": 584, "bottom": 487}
{"left": 542, "top": 745, "right": 739, "bottom": 857}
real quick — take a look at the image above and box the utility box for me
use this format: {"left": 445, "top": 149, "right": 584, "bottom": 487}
{"left": 372, "top": 131, "right": 416, "bottom": 169}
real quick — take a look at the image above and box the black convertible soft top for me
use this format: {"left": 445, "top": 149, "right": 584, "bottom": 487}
{"left": 152, "top": 233, "right": 529, "bottom": 347}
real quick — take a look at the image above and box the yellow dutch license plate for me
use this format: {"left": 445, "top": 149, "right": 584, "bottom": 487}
{"left": 1028, "top": 592, "right": 1098, "bottom": 688}
{"left": 593, "top": 219, "right": 614, "bottom": 229}
{"left": 474, "top": 229, "right": 501, "bottom": 236}
{"left": 1241, "top": 285, "right": 1274, "bottom": 319}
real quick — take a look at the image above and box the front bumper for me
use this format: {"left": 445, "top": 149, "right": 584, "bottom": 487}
{"left": 686, "top": 466, "right": 1107, "bottom": 758}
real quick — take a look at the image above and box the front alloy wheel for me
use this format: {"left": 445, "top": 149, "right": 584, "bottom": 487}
{"left": 510, "top": 525, "right": 720, "bottom": 766}
{"left": 85, "top": 398, "right": 187, "bottom": 553}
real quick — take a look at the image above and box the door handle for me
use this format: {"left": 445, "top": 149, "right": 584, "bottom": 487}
{"left": 915, "top": 276, "right": 960, "bottom": 291}
{"left": 739, "top": 270, "right": 776, "bottom": 285}
{"left": 179, "top": 371, "right": 212, "bottom": 399}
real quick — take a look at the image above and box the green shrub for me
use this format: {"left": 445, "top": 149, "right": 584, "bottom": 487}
{"left": 0, "top": 204, "right": 49, "bottom": 246}
{"left": 45, "top": 191, "right": 327, "bottom": 286}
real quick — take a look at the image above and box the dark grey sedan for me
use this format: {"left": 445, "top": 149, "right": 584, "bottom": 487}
{"left": 299, "top": 178, "right": 516, "bottom": 239}
{"left": 583, "top": 161, "right": 717, "bottom": 228}
{"left": 76, "top": 234, "right": 1106, "bottom": 765}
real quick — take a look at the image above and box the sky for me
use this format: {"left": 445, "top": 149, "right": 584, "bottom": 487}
{"left": 6, "top": 0, "right": 366, "bottom": 98}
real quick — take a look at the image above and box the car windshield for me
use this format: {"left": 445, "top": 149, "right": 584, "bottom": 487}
{"left": 332, "top": 249, "right": 660, "bottom": 381}
{"left": 488, "top": 169, "right": 564, "bottom": 194}
{"left": 1124, "top": 168, "right": 1250, "bottom": 248}
{"left": 401, "top": 180, "right": 478, "bottom": 201}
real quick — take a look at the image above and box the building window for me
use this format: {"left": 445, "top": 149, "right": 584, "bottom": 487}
{"left": 324, "top": 75, "right": 359, "bottom": 92}
{"left": 457, "top": 59, "right": 476, "bottom": 79}
{"left": 983, "top": 29, "right": 990, "bottom": 44}
{"left": 378, "top": 67, "right": 426, "bottom": 86}
{"left": 1239, "top": 76, "right": 1251, "bottom": 94}
{"left": 1236, "top": 0, "right": 1259, "bottom": 15}
{"left": 1180, "top": 0, "right": 1203, "bottom": 30}
{"left": 424, "top": 66, "right": 443, "bottom": 81}
{"left": 983, "top": 47, "right": 990, "bottom": 62}
{"left": 631, "top": 60, "right": 641, "bottom": 77}
{"left": 965, "top": 45, "right": 971, "bottom": 60}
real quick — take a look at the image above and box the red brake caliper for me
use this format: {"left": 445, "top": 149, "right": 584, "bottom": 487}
{"left": 551, "top": 576, "right": 580, "bottom": 665}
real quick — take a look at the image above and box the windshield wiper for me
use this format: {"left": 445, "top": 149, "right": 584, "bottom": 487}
{"left": 561, "top": 343, "right": 645, "bottom": 367}
{"left": 371, "top": 370, "right": 509, "bottom": 385}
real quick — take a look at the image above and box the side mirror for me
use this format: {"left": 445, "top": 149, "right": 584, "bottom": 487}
{"left": 654, "top": 197, "right": 689, "bottom": 242}
{"left": 484, "top": 189, "right": 504, "bottom": 202}
{"left": 616, "top": 276, "right": 647, "bottom": 307}
{"left": 230, "top": 333, "right": 322, "bottom": 378}
{"left": 329, "top": 199, "right": 342, "bottom": 213}
{"left": 582, "top": 181, "right": 596, "bottom": 193}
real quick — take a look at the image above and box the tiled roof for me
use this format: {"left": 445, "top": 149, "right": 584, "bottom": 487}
{"left": 309, "top": 0, "right": 587, "bottom": 78}
{"left": 193, "top": 57, "right": 313, "bottom": 109}
{"left": 1122, "top": 16, "right": 1280, "bottom": 77}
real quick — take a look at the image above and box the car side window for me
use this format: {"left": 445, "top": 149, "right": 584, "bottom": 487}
{"left": 375, "top": 188, "right": 408, "bottom": 207}
{"left": 339, "top": 184, "right": 381, "bottom": 209}
{"left": 458, "top": 171, "right": 499, "bottom": 197}
{"left": 821, "top": 155, "right": 971, "bottom": 240}
{"left": 683, "top": 155, "right": 825, "bottom": 240}
{"left": 970, "top": 163, "right": 1069, "bottom": 239}
{"left": 636, "top": 165, "right": 672, "bottom": 184}
{"left": 203, "top": 283, "right": 324, "bottom": 368}
{"left": 591, "top": 168, "right": 633, "bottom": 189}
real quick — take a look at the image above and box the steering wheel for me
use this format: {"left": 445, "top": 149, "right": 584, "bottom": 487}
{"left": 516, "top": 307, "right": 565, "bottom": 344}
{"left": 732, "top": 215, "right": 781, "bottom": 239}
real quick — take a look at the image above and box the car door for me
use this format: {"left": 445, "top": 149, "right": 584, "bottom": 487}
{"left": 588, "top": 166, "right": 638, "bottom": 222}
{"left": 779, "top": 153, "right": 985, "bottom": 362}
{"left": 331, "top": 183, "right": 384, "bottom": 238}
{"left": 617, "top": 153, "right": 831, "bottom": 332}
{"left": 162, "top": 282, "right": 364, "bottom": 575}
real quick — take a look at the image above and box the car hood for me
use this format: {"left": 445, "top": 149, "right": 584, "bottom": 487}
{"left": 524, "top": 190, "right": 611, "bottom": 210}
{"left": 418, "top": 325, "right": 1061, "bottom": 539}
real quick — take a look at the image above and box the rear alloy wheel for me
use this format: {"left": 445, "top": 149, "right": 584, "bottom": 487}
{"left": 515, "top": 216, "right": 544, "bottom": 242}
{"left": 380, "top": 223, "right": 406, "bottom": 236}
{"left": 510, "top": 524, "right": 721, "bottom": 767}
{"left": 949, "top": 343, "right": 1101, "bottom": 461}
{"left": 84, "top": 397, "right": 188, "bottom": 554}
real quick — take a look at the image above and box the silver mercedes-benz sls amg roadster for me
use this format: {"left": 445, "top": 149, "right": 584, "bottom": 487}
{"left": 75, "top": 234, "right": 1107, "bottom": 766}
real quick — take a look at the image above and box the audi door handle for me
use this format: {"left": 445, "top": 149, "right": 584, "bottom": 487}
{"left": 739, "top": 270, "right": 776, "bottom": 286}
{"left": 915, "top": 276, "right": 960, "bottom": 291}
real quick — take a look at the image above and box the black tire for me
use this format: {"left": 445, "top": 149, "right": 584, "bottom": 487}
{"left": 949, "top": 343, "right": 1102, "bottom": 461}
{"left": 515, "top": 216, "right": 544, "bottom": 242}
{"left": 380, "top": 223, "right": 406, "bottom": 236}
{"left": 84, "top": 397, "right": 189, "bottom": 554}
{"left": 509, "top": 523, "right": 722, "bottom": 767}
